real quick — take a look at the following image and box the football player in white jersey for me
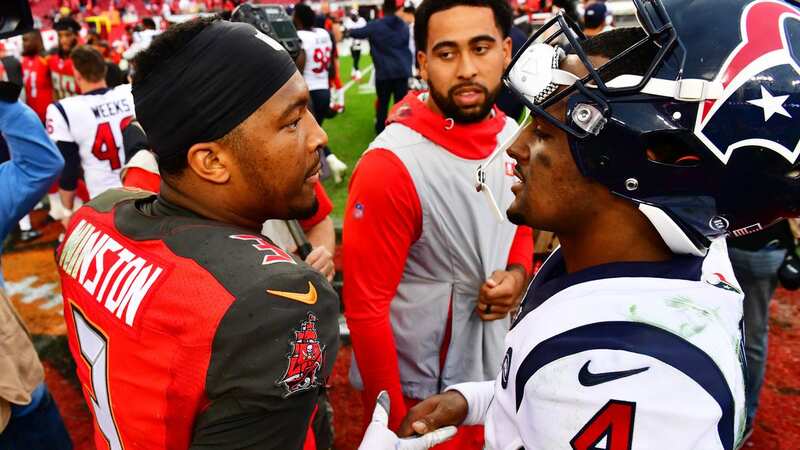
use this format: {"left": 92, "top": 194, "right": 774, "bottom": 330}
{"left": 344, "top": 9, "right": 367, "bottom": 80}
{"left": 293, "top": 3, "right": 348, "bottom": 183}
{"left": 395, "top": 0, "right": 800, "bottom": 449}
{"left": 46, "top": 45, "right": 135, "bottom": 226}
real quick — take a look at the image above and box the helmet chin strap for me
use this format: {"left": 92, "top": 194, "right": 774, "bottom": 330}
{"left": 638, "top": 203, "right": 708, "bottom": 256}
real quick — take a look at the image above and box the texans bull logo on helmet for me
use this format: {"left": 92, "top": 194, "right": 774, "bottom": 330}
{"left": 696, "top": 0, "right": 800, "bottom": 165}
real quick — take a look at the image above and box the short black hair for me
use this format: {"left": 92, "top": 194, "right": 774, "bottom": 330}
{"left": 54, "top": 17, "right": 81, "bottom": 33}
{"left": 132, "top": 16, "right": 220, "bottom": 176}
{"left": 414, "top": 0, "right": 512, "bottom": 53}
{"left": 383, "top": 0, "right": 397, "bottom": 15}
{"left": 581, "top": 27, "right": 658, "bottom": 81}
{"left": 294, "top": 3, "right": 316, "bottom": 29}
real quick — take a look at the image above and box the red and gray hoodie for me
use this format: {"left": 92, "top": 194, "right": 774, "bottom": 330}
{"left": 343, "top": 92, "right": 534, "bottom": 427}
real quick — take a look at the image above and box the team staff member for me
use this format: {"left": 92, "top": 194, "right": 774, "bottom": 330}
{"left": 348, "top": 0, "right": 413, "bottom": 134}
{"left": 401, "top": 1, "right": 800, "bottom": 447}
{"left": 58, "top": 18, "right": 341, "bottom": 449}
{"left": 343, "top": 0, "right": 533, "bottom": 447}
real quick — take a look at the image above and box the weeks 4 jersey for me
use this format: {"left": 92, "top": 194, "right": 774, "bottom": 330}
{"left": 46, "top": 85, "right": 134, "bottom": 199}
{"left": 485, "top": 239, "right": 746, "bottom": 450}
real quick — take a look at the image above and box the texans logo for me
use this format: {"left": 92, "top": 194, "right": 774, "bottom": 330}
{"left": 695, "top": 0, "right": 800, "bottom": 165}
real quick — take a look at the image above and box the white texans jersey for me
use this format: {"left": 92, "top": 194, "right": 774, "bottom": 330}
{"left": 344, "top": 16, "right": 367, "bottom": 50}
{"left": 298, "top": 28, "right": 333, "bottom": 91}
{"left": 46, "top": 84, "right": 135, "bottom": 199}
{"left": 463, "top": 239, "right": 746, "bottom": 450}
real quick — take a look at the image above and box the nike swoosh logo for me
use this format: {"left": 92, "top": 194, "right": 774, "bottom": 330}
{"left": 267, "top": 281, "right": 318, "bottom": 305}
{"left": 578, "top": 360, "right": 649, "bottom": 387}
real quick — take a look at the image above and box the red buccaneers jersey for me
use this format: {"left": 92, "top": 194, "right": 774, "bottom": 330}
{"left": 21, "top": 55, "right": 54, "bottom": 122}
{"left": 58, "top": 190, "right": 339, "bottom": 450}
{"left": 47, "top": 53, "right": 80, "bottom": 100}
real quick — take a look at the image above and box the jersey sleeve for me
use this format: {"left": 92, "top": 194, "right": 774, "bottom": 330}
{"left": 445, "top": 381, "right": 495, "bottom": 426}
{"left": 45, "top": 102, "right": 73, "bottom": 143}
{"left": 507, "top": 225, "right": 534, "bottom": 275}
{"left": 0, "top": 101, "right": 63, "bottom": 247}
{"left": 516, "top": 344, "right": 739, "bottom": 450}
{"left": 191, "top": 265, "right": 339, "bottom": 450}
{"left": 342, "top": 148, "right": 422, "bottom": 430}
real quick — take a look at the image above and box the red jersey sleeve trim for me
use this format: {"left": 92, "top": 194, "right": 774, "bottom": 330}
{"left": 342, "top": 148, "right": 421, "bottom": 430}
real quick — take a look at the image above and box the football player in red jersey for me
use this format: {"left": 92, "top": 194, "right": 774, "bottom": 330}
{"left": 57, "top": 15, "right": 454, "bottom": 448}
{"left": 49, "top": 18, "right": 81, "bottom": 100}
{"left": 21, "top": 30, "right": 54, "bottom": 123}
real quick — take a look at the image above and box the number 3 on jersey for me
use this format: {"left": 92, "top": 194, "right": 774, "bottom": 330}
{"left": 571, "top": 400, "right": 636, "bottom": 450}
{"left": 72, "top": 307, "right": 124, "bottom": 450}
{"left": 92, "top": 117, "right": 132, "bottom": 170}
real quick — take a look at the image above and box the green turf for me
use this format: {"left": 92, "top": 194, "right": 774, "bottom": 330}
{"left": 321, "top": 54, "right": 379, "bottom": 218}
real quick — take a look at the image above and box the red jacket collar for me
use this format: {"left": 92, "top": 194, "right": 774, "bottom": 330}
{"left": 386, "top": 92, "right": 507, "bottom": 160}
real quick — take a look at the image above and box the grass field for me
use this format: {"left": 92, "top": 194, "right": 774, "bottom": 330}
{"left": 320, "top": 54, "right": 380, "bottom": 218}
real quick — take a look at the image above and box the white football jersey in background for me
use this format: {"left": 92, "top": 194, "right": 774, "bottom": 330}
{"left": 46, "top": 84, "right": 135, "bottom": 199}
{"left": 298, "top": 28, "right": 333, "bottom": 91}
{"left": 344, "top": 16, "right": 367, "bottom": 51}
{"left": 451, "top": 239, "right": 746, "bottom": 450}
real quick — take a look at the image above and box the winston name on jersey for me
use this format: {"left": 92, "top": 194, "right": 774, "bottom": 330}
{"left": 456, "top": 239, "right": 746, "bottom": 450}
{"left": 46, "top": 85, "right": 135, "bottom": 199}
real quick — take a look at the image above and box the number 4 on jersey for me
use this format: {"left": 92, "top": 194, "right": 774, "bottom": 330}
{"left": 571, "top": 400, "right": 636, "bottom": 450}
{"left": 92, "top": 116, "right": 133, "bottom": 171}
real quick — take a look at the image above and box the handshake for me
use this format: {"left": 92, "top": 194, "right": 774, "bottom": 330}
{"left": 358, "top": 391, "right": 465, "bottom": 450}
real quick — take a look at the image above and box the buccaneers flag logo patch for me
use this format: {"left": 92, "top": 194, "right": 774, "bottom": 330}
{"left": 276, "top": 312, "right": 325, "bottom": 397}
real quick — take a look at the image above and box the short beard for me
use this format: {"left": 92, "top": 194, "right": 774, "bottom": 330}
{"left": 428, "top": 80, "right": 500, "bottom": 124}
{"left": 506, "top": 208, "right": 526, "bottom": 226}
{"left": 292, "top": 196, "right": 320, "bottom": 220}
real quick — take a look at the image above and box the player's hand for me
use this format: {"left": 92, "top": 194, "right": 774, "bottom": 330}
{"left": 359, "top": 391, "right": 457, "bottom": 450}
{"left": 397, "top": 391, "right": 468, "bottom": 438}
{"left": 305, "top": 246, "right": 335, "bottom": 281}
{"left": 477, "top": 268, "right": 526, "bottom": 321}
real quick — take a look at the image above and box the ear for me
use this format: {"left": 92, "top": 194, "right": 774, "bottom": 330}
{"left": 73, "top": 70, "right": 84, "bottom": 85}
{"left": 186, "top": 142, "right": 232, "bottom": 184}
{"left": 417, "top": 50, "right": 428, "bottom": 81}
{"left": 502, "top": 36, "right": 513, "bottom": 69}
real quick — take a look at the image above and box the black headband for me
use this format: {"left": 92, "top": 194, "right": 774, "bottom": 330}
{"left": 133, "top": 21, "right": 297, "bottom": 159}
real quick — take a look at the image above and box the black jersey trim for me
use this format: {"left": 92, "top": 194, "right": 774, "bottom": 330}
{"left": 514, "top": 321, "right": 735, "bottom": 450}
{"left": 54, "top": 101, "right": 69, "bottom": 127}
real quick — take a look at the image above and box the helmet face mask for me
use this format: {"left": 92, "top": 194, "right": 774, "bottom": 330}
{"left": 500, "top": 0, "right": 800, "bottom": 254}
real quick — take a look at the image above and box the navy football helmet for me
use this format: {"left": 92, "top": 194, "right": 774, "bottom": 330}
{"left": 504, "top": 0, "right": 800, "bottom": 255}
